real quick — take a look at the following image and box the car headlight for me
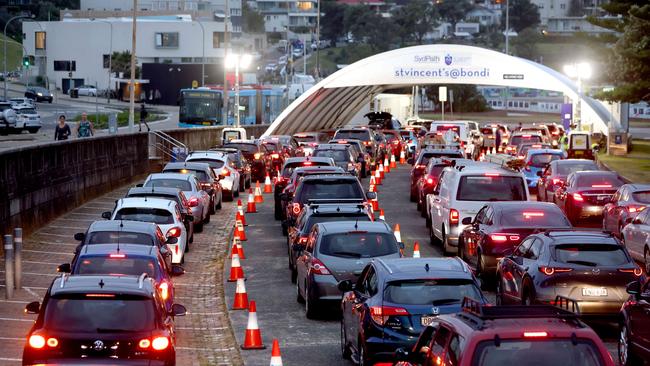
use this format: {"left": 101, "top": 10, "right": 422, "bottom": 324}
{"left": 36, "top": 92, "right": 42, "bottom": 96}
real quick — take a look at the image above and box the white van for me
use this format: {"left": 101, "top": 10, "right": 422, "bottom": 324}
{"left": 429, "top": 121, "right": 477, "bottom": 158}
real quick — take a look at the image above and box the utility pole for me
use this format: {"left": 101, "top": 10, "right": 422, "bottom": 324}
{"left": 504, "top": 0, "right": 510, "bottom": 114}
{"left": 316, "top": 0, "right": 320, "bottom": 79}
{"left": 222, "top": 0, "right": 230, "bottom": 125}
{"left": 128, "top": 0, "right": 138, "bottom": 132}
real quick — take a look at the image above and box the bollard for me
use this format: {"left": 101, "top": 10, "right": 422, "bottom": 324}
{"left": 13, "top": 228, "right": 22, "bottom": 290}
{"left": 4, "top": 235, "right": 14, "bottom": 299}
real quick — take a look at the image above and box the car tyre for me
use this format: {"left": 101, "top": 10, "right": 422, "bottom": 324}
{"left": 27, "top": 128, "right": 39, "bottom": 134}
{"left": 223, "top": 191, "right": 234, "bottom": 202}
{"left": 644, "top": 246, "right": 650, "bottom": 275}
{"left": 305, "top": 284, "right": 319, "bottom": 319}
{"left": 204, "top": 210, "right": 211, "bottom": 224}
{"left": 409, "top": 188, "right": 417, "bottom": 202}
{"left": 619, "top": 323, "right": 641, "bottom": 366}
{"left": 357, "top": 338, "right": 368, "bottom": 366}
{"left": 495, "top": 276, "right": 504, "bottom": 305}
{"left": 209, "top": 198, "right": 216, "bottom": 215}
{"left": 194, "top": 221, "right": 204, "bottom": 233}
{"left": 216, "top": 197, "right": 222, "bottom": 210}
{"left": 341, "top": 321, "right": 351, "bottom": 360}
{"left": 429, "top": 225, "right": 441, "bottom": 246}
{"left": 522, "top": 283, "right": 535, "bottom": 305}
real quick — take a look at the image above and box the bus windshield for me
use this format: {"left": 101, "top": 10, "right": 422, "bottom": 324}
{"left": 179, "top": 90, "right": 222, "bottom": 125}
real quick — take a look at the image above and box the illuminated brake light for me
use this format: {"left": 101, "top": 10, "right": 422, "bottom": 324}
{"left": 152, "top": 336, "right": 170, "bottom": 350}
{"left": 310, "top": 257, "right": 331, "bottom": 275}
{"left": 159, "top": 282, "right": 169, "bottom": 300}
{"left": 539, "top": 266, "right": 573, "bottom": 276}
{"left": 370, "top": 306, "right": 409, "bottom": 325}
{"left": 532, "top": 144, "right": 542, "bottom": 148}
{"left": 449, "top": 209, "right": 459, "bottom": 225}
{"left": 485, "top": 173, "right": 500, "bottom": 177}
{"left": 522, "top": 134, "right": 532, "bottom": 137}
{"left": 138, "top": 339, "right": 151, "bottom": 349}
{"left": 523, "top": 212, "right": 545, "bottom": 218}
{"left": 298, "top": 237, "right": 308, "bottom": 244}
{"left": 221, "top": 168, "right": 231, "bottom": 177}
{"left": 524, "top": 331, "right": 548, "bottom": 338}
{"left": 303, "top": 161, "right": 313, "bottom": 166}
{"left": 254, "top": 153, "right": 262, "bottom": 160}
{"left": 188, "top": 197, "right": 200, "bottom": 207}
{"left": 292, "top": 203, "right": 301, "bottom": 215}
{"left": 166, "top": 227, "right": 182, "bottom": 238}
{"left": 573, "top": 193, "right": 584, "bottom": 202}
{"left": 552, "top": 178, "right": 563, "bottom": 185}
{"left": 109, "top": 253, "right": 126, "bottom": 258}
{"left": 629, "top": 206, "right": 646, "bottom": 213}
{"left": 619, "top": 268, "right": 643, "bottom": 277}
{"left": 592, "top": 184, "right": 612, "bottom": 188}
{"left": 337, "top": 140, "right": 347, "bottom": 143}
{"left": 490, "top": 234, "right": 508, "bottom": 242}
{"left": 28, "top": 335, "right": 45, "bottom": 349}
{"left": 86, "top": 293, "right": 116, "bottom": 298}
{"left": 271, "top": 154, "right": 280, "bottom": 159}
{"left": 426, "top": 178, "right": 434, "bottom": 184}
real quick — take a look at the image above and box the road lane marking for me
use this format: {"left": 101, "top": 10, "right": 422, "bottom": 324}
{"left": 0, "top": 317, "right": 33, "bottom": 322}
{"left": 21, "top": 249, "right": 70, "bottom": 255}
{"left": 23, "top": 260, "right": 62, "bottom": 266}
{"left": 0, "top": 285, "right": 48, "bottom": 290}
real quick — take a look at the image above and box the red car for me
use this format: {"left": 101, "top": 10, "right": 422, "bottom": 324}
{"left": 260, "top": 139, "right": 286, "bottom": 176}
{"left": 415, "top": 158, "right": 453, "bottom": 214}
{"left": 554, "top": 171, "right": 626, "bottom": 225}
{"left": 381, "top": 130, "right": 405, "bottom": 158}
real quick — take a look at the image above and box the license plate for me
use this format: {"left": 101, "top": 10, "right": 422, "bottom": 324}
{"left": 575, "top": 151, "right": 584, "bottom": 156}
{"left": 202, "top": 121, "right": 211, "bottom": 126}
{"left": 582, "top": 287, "right": 607, "bottom": 297}
{"left": 420, "top": 315, "right": 437, "bottom": 326}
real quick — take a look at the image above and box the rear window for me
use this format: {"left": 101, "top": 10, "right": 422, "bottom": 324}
{"left": 319, "top": 232, "right": 398, "bottom": 258}
{"left": 400, "top": 131, "right": 413, "bottom": 138}
{"left": 45, "top": 296, "right": 155, "bottom": 333}
{"left": 529, "top": 153, "right": 562, "bottom": 167}
{"left": 75, "top": 256, "right": 156, "bottom": 277}
{"left": 435, "top": 125, "right": 461, "bottom": 134}
{"left": 145, "top": 179, "right": 191, "bottom": 191}
{"left": 511, "top": 135, "right": 542, "bottom": 146}
{"left": 294, "top": 135, "right": 316, "bottom": 143}
{"left": 480, "top": 127, "right": 494, "bottom": 135}
{"left": 297, "top": 180, "right": 364, "bottom": 202}
{"left": 384, "top": 133, "right": 399, "bottom": 142}
{"left": 313, "top": 149, "right": 349, "bottom": 162}
{"left": 471, "top": 339, "right": 605, "bottom": 366}
{"left": 304, "top": 214, "right": 371, "bottom": 234}
{"left": 87, "top": 231, "right": 153, "bottom": 245}
{"left": 521, "top": 128, "right": 548, "bottom": 136}
{"left": 224, "top": 143, "right": 258, "bottom": 154}
{"left": 282, "top": 161, "right": 331, "bottom": 177}
{"left": 334, "top": 130, "right": 370, "bottom": 141}
{"left": 554, "top": 244, "right": 630, "bottom": 266}
{"left": 500, "top": 209, "right": 570, "bottom": 227}
{"left": 457, "top": 176, "right": 526, "bottom": 201}
{"left": 556, "top": 162, "right": 598, "bottom": 175}
{"left": 186, "top": 158, "right": 225, "bottom": 170}
{"left": 632, "top": 191, "right": 650, "bottom": 203}
{"left": 385, "top": 279, "right": 481, "bottom": 306}
{"left": 261, "top": 142, "right": 280, "bottom": 152}
{"left": 165, "top": 169, "right": 209, "bottom": 181}
{"left": 114, "top": 208, "right": 174, "bottom": 225}
{"left": 575, "top": 174, "right": 624, "bottom": 188}
{"left": 418, "top": 152, "right": 463, "bottom": 166}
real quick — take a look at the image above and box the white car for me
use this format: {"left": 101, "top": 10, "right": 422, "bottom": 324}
{"left": 142, "top": 173, "right": 211, "bottom": 232}
{"left": 427, "top": 162, "right": 529, "bottom": 255}
{"left": 9, "top": 97, "right": 35, "bottom": 108}
{"left": 108, "top": 197, "right": 188, "bottom": 264}
{"left": 75, "top": 85, "right": 98, "bottom": 96}
{"left": 13, "top": 105, "right": 41, "bottom": 133}
{"left": 185, "top": 151, "right": 241, "bottom": 201}
{"left": 265, "top": 63, "right": 277, "bottom": 73}
{"left": 429, "top": 121, "right": 477, "bottom": 159}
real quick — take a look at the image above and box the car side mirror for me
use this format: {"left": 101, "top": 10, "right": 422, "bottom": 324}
{"left": 407, "top": 158, "right": 414, "bottom": 165}
{"left": 25, "top": 301, "right": 40, "bottom": 314}
{"left": 170, "top": 303, "right": 187, "bottom": 317}
{"left": 337, "top": 280, "right": 353, "bottom": 292}
{"left": 462, "top": 217, "right": 472, "bottom": 225}
{"left": 366, "top": 191, "right": 377, "bottom": 200}
{"left": 394, "top": 347, "right": 409, "bottom": 361}
{"left": 166, "top": 236, "right": 178, "bottom": 245}
{"left": 135, "top": 183, "right": 143, "bottom": 187}
{"left": 57, "top": 263, "right": 71, "bottom": 273}
{"left": 171, "top": 265, "right": 185, "bottom": 276}
{"left": 536, "top": 171, "right": 543, "bottom": 177}
{"left": 101, "top": 211, "right": 112, "bottom": 219}
{"left": 74, "top": 232, "right": 85, "bottom": 241}
{"left": 626, "top": 281, "right": 641, "bottom": 296}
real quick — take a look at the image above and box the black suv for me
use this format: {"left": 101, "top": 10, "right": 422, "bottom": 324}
{"left": 334, "top": 128, "right": 378, "bottom": 169}
{"left": 223, "top": 140, "right": 268, "bottom": 182}
{"left": 23, "top": 274, "right": 186, "bottom": 365}
{"left": 274, "top": 157, "right": 335, "bottom": 220}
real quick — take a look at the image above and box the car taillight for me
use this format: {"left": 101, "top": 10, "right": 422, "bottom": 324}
{"left": 392, "top": 140, "right": 399, "bottom": 145}
{"left": 538, "top": 266, "right": 573, "bottom": 276}
{"left": 523, "top": 331, "right": 548, "bottom": 338}
{"left": 619, "top": 267, "right": 643, "bottom": 277}
{"left": 415, "top": 164, "right": 426, "bottom": 169}
{"left": 449, "top": 209, "right": 459, "bottom": 225}
{"left": 292, "top": 203, "right": 301, "bottom": 215}
{"left": 166, "top": 227, "right": 182, "bottom": 238}
{"left": 188, "top": 197, "right": 200, "bottom": 207}
{"left": 138, "top": 339, "right": 151, "bottom": 349}
{"left": 363, "top": 141, "right": 371, "bottom": 146}
{"left": 221, "top": 168, "right": 231, "bottom": 177}
{"left": 152, "top": 336, "right": 170, "bottom": 351}
{"left": 426, "top": 178, "right": 434, "bottom": 185}
{"left": 310, "top": 257, "right": 331, "bottom": 275}
{"left": 254, "top": 153, "right": 262, "bottom": 160}
{"left": 592, "top": 184, "right": 612, "bottom": 188}
{"left": 159, "top": 281, "right": 169, "bottom": 300}
{"left": 628, "top": 205, "right": 646, "bottom": 213}
{"left": 572, "top": 193, "right": 584, "bottom": 202}
{"left": 200, "top": 182, "right": 212, "bottom": 190}
{"left": 370, "top": 306, "right": 409, "bottom": 326}
{"left": 28, "top": 335, "right": 46, "bottom": 349}
{"left": 490, "top": 233, "right": 520, "bottom": 242}
{"left": 271, "top": 153, "right": 280, "bottom": 159}
{"left": 46, "top": 337, "right": 59, "bottom": 348}
{"left": 485, "top": 173, "right": 500, "bottom": 177}
{"left": 298, "top": 236, "right": 308, "bottom": 244}
{"left": 552, "top": 178, "right": 563, "bottom": 185}
{"left": 109, "top": 253, "right": 126, "bottom": 258}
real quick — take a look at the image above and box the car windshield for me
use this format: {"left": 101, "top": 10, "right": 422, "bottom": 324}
{"left": 385, "top": 279, "right": 482, "bottom": 306}
{"left": 480, "top": 128, "right": 494, "bottom": 135}
{"left": 511, "top": 135, "right": 542, "bottom": 146}
{"left": 261, "top": 142, "right": 280, "bottom": 152}
{"left": 186, "top": 158, "right": 225, "bottom": 170}
{"left": 128, "top": 193, "right": 182, "bottom": 209}
{"left": 529, "top": 153, "right": 563, "bottom": 167}
{"left": 554, "top": 244, "right": 629, "bottom": 266}
{"left": 419, "top": 152, "right": 462, "bottom": 165}
{"left": 575, "top": 174, "right": 624, "bottom": 188}
{"left": 384, "top": 133, "right": 399, "bottom": 142}
{"left": 75, "top": 256, "right": 156, "bottom": 277}
{"left": 400, "top": 131, "right": 413, "bottom": 138}
{"left": 457, "top": 176, "right": 526, "bottom": 201}
{"left": 144, "top": 179, "right": 191, "bottom": 191}
{"left": 283, "top": 161, "right": 331, "bottom": 177}
{"left": 17, "top": 108, "right": 36, "bottom": 114}
{"left": 500, "top": 209, "right": 570, "bottom": 227}
{"left": 471, "top": 339, "right": 605, "bottom": 366}
{"left": 556, "top": 162, "right": 598, "bottom": 175}
{"left": 87, "top": 231, "right": 154, "bottom": 245}
{"left": 313, "top": 149, "right": 348, "bottom": 162}
{"left": 304, "top": 214, "right": 371, "bottom": 233}
{"left": 114, "top": 208, "right": 174, "bottom": 225}
{"left": 632, "top": 191, "right": 650, "bottom": 203}
{"left": 44, "top": 296, "right": 155, "bottom": 332}
{"left": 224, "top": 143, "right": 258, "bottom": 154}
{"left": 319, "top": 232, "right": 398, "bottom": 258}
{"left": 165, "top": 169, "right": 209, "bottom": 182}
{"left": 294, "top": 135, "right": 316, "bottom": 143}
{"left": 335, "top": 130, "right": 370, "bottom": 141}
{"left": 298, "top": 180, "right": 364, "bottom": 202}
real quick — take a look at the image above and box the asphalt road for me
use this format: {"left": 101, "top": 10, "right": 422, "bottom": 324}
{"left": 225, "top": 161, "right": 620, "bottom": 365}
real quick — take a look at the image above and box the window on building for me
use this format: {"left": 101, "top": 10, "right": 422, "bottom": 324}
{"left": 53, "top": 60, "right": 76, "bottom": 71}
{"left": 560, "top": 3, "right": 566, "bottom": 9}
{"left": 35, "top": 31, "right": 46, "bottom": 50}
{"left": 213, "top": 31, "right": 224, "bottom": 48}
{"left": 231, "top": 8, "right": 241, "bottom": 16}
{"left": 102, "top": 54, "right": 110, "bottom": 69}
{"left": 193, "top": 57, "right": 203, "bottom": 63}
{"left": 155, "top": 32, "right": 179, "bottom": 48}
{"left": 181, "top": 57, "right": 192, "bottom": 63}
{"left": 297, "top": 1, "right": 313, "bottom": 10}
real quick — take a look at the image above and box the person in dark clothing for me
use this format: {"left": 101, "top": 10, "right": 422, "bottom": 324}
{"left": 139, "top": 103, "right": 150, "bottom": 132}
{"left": 495, "top": 127, "right": 502, "bottom": 153}
{"left": 54, "top": 115, "right": 71, "bottom": 140}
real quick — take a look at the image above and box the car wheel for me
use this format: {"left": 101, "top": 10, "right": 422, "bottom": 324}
{"left": 223, "top": 190, "right": 234, "bottom": 202}
{"left": 522, "top": 284, "right": 535, "bottom": 305}
{"left": 429, "top": 225, "right": 441, "bottom": 246}
{"left": 305, "top": 284, "right": 319, "bottom": 319}
{"left": 185, "top": 239, "right": 190, "bottom": 253}
{"left": 194, "top": 221, "right": 204, "bottom": 233}
{"left": 204, "top": 209, "right": 211, "bottom": 224}
{"left": 619, "top": 323, "right": 641, "bottom": 366}
{"left": 209, "top": 198, "right": 216, "bottom": 215}
{"left": 457, "top": 238, "right": 465, "bottom": 259}
{"left": 495, "top": 276, "right": 504, "bottom": 305}
{"left": 442, "top": 231, "right": 453, "bottom": 256}
{"left": 189, "top": 233, "right": 194, "bottom": 243}
{"left": 282, "top": 222, "right": 288, "bottom": 236}
{"left": 216, "top": 196, "right": 222, "bottom": 210}
{"left": 341, "top": 321, "right": 351, "bottom": 360}
{"left": 645, "top": 246, "right": 650, "bottom": 274}
{"left": 290, "top": 267, "right": 297, "bottom": 283}
{"left": 27, "top": 128, "right": 39, "bottom": 134}
{"left": 409, "top": 187, "right": 417, "bottom": 202}
{"left": 416, "top": 198, "right": 422, "bottom": 212}
{"left": 234, "top": 188, "right": 240, "bottom": 197}
{"left": 425, "top": 214, "right": 431, "bottom": 228}
{"left": 357, "top": 338, "right": 368, "bottom": 366}
{"left": 296, "top": 281, "right": 305, "bottom": 303}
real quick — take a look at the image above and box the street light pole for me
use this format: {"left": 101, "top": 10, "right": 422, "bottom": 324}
{"left": 316, "top": 0, "right": 320, "bottom": 79}
{"left": 234, "top": 60, "right": 240, "bottom": 127}
{"left": 222, "top": 0, "right": 230, "bottom": 125}
{"left": 128, "top": 0, "right": 138, "bottom": 132}
{"left": 195, "top": 20, "right": 205, "bottom": 86}
{"left": 4, "top": 14, "right": 31, "bottom": 100}
{"left": 504, "top": 0, "right": 509, "bottom": 114}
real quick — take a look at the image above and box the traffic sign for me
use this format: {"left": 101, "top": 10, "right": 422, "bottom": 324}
{"left": 192, "top": 80, "right": 198, "bottom": 88}
{"left": 438, "top": 86, "right": 447, "bottom": 102}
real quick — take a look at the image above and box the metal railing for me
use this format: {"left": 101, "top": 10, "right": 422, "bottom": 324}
{"left": 148, "top": 130, "right": 188, "bottom": 162}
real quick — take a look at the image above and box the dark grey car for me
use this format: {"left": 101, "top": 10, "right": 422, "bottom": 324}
{"left": 295, "top": 221, "right": 403, "bottom": 319}
{"left": 162, "top": 161, "right": 223, "bottom": 214}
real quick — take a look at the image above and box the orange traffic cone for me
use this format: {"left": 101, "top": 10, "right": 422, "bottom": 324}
{"left": 264, "top": 173, "right": 273, "bottom": 193}
{"left": 379, "top": 208, "right": 385, "bottom": 220}
{"left": 246, "top": 189, "right": 257, "bottom": 213}
{"left": 390, "top": 154, "right": 397, "bottom": 168}
{"left": 241, "top": 301, "right": 266, "bottom": 350}
{"left": 232, "top": 277, "right": 249, "bottom": 310}
{"left": 236, "top": 210, "right": 247, "bottom": 227}
{"left": 399, "top": 150, "right": 406, "bottom": 164}
{"left": 254, "top": 182, "right": 264, "bottom": 203}
{"left": 369, "top": 175, "right": 376, "bottom": 188}
{"left": 236, "top": 218, "right": 247, "bottom": 241}
{"left": 237, "top": 200, "right": 247, "bottom": 225}
{"left": 379, "top": 164, "right": 385, "bottom": 179}
{"left": 234, "top": 234, "right": 245, "bottom": 259}
{"left": 384, "top": 157, "right": 390, "bottom": 173}
{"left": 371, "top": 196, "right": 379, "bottom": 211}
{"left": 228, "top": 253, "right": 245, "bottom": 282}
{"left": 413, "top": 241, "right": 421, "bottom": 258}
{"left": 374, "top": 169, "right": 382, "bottom": 185}
{"left": 270, "top": 339, "right": 283, "bottom": 366}
{"left": 394, "top": 224, "right": 402, "bottom": 242}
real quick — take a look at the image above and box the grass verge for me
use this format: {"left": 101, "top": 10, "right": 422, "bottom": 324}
{"left": 598, "top": 140, "right": 650, "bottom": 183}
{"left": 71, "top": 109, "right": 165, "bottom": 129}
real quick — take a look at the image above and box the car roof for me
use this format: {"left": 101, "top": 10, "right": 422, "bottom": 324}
{"left": 186, "top": 151, "right": 227, "bottom": 159}
{"left": 225, "top": 139, "right": 258, "bottom": 145}
{"left": 50, "top": 274, "right": 155, "bottom": 297}
{"left": 489, "top": 201, "right": 560, "bottom": 210}
{"left": 306, "top": 202, "right": 369, "bottom": 214}
{"left": 163, "top": 162, "right": 212, "bottom": 171}
{"left": 571, "top": 170, "right": 617, "bottom": 177}
{"left": 539, "top": 230, "right": 617, "bottom": 244}
{"left": 316, "top": 221, "right": 391, "bottom": 234}
{"left": 127, "top": 186, "right": 182, "bottom": 197}
{"left": 147, "top": 173, "right": 195, "bottom": 181}
{"left": 284, "top": 156, "right": 334, "bottom": 165}
{"left": 627, "top": 183, "right": 650, "bottom": 191}
{"left": 376, "top": 258, "right": 472, "bottom": 281}
{"left": 314, "top": 144, "right": 349, "bottom": 150}
{"left": 447, "top": 163, "right": 523, "bottom": 176}
{"left": 293, "top": 166, "right": 345, "bottom": 174}
{"left": 526, "top": 148, "right": 564, "bottom": 155}
{"left": 302, "top": 174, "right": 357, "bottom": 181}
{"left": 87, "top": 220, "right": 159, "bottom": 234}
{"left": 511, "top": 131, "right": 543, "bottom": 136}
{"left": 79, "top": 243, "right": 158, "bottom": 257}
{"left": 420, "top": 148, "right": 463, "bottom": 154}
{"left": 116, "top": 197, "right": 177, "bottom": 210}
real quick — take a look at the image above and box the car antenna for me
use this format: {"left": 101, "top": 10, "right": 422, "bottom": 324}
{"left": 354, "top": 219, "right": 358, "bottom": 230}
{"left": 117, "top": 220, "right": 123, "bottom": 253}
{"left": 425, "top": 263, "right": 429, "bottom": 272}
{"left": 99, "top": 279, "right": 105, "bottom": 288}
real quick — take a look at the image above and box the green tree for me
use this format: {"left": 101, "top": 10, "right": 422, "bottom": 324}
{"left": 242, "top": 2, "right": 265, "bottom": 33}
{"left": 425, "top": 84, "right": 490, "bottom": 113}
{"left": 503, "top": 0, "right": 540, "bottom": 33}
{"left": 111, "top": 51, "right": 140, "bottom": 79}
{"left": 345, "top": 5, "right": 397, "bottom": 52}
{"left": 435, "top": 0, "right": 473, "bottom": 29}
{"left": 392, "top": 0, "right": 439, "bottom": 45}
{"left": 511, "top": 27, "right": 541, "bottom": 60}
{"left": 321, "top": 0, "right": 346, "bottom": 44}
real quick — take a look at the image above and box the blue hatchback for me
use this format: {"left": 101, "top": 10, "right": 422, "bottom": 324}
{"left": 339, "top": 257, "right": 487, "bottom": 365}
{"left": 523, "top": 148, "right": 565, "bottom": 189}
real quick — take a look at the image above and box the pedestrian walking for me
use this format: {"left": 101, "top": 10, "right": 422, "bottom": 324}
{"left": 139, "top": 103, "right": 150, "bottom": 132}
{"left": 54, "top": 115, "right": 71, "bottom": 141}
{"left": 76, "top": 112, "right": 94, "bottom": 138}
{"left": 495, "top": 126, "right": 502, "bottom": 152}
